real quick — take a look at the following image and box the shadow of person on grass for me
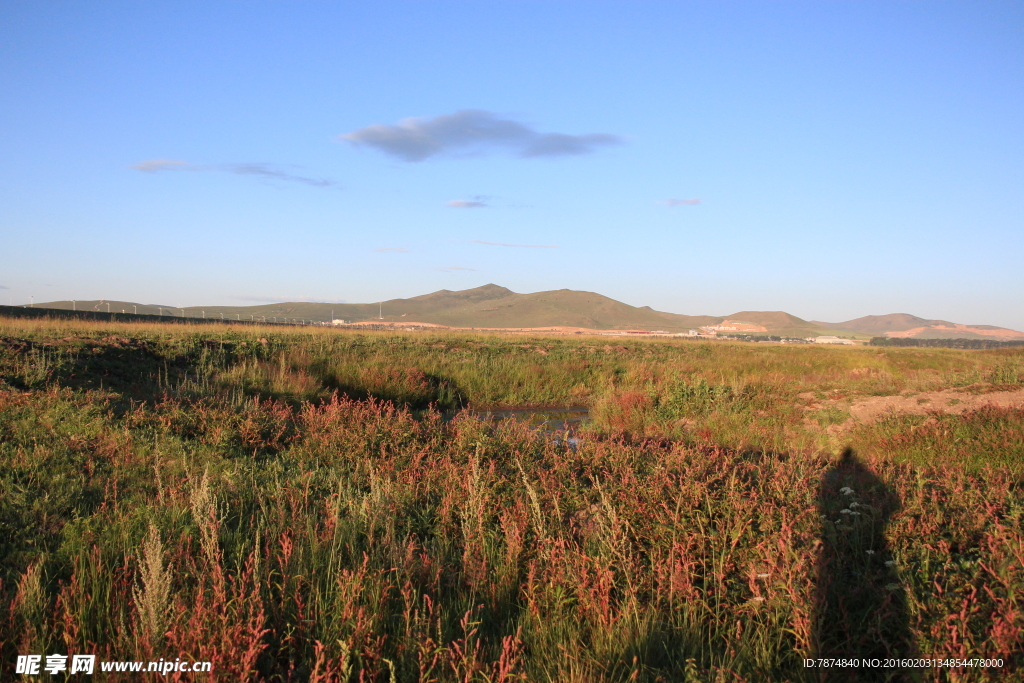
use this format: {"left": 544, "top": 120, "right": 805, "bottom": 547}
{"left": 812, "top": 447, "right": 914, "bottom": 682}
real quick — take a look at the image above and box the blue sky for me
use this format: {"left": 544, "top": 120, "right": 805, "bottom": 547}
{"left": 2, "top": 1, "right": 1022, "bottom": 328}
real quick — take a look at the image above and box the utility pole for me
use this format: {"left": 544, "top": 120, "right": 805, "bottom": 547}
{"left": 133, "top": 305, "right": 137, "bottom": 314}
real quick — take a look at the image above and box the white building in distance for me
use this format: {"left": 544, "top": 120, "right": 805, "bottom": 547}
{"left": 811, "top": 335, "right": 855, "bottom": 345}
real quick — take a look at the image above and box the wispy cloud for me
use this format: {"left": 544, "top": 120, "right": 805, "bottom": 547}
{"left": 133, "top": 159, "right": 191, "bottom": 172}
{"left": 222, "top": 163, "right": 336, "bottom": 187}
{"left": 339, "top": 110, "right": 623, "bottom": 162}
{"left": 661, "top": 198, "right": 701, "bottom": 206}
{"left": 372, "top": 247, "right": 410, "bottom": 253}
{"left": 0, "top": 285, "right": 9, "bottom": 290}
{"left": 447, "top": 198, "right": 488, "bottom": 209}
{"left": 472, "top": 240, "right": 559, "bottom": 248}
{"left": 232, "top": 295, "right": 348, "bottom": 303}
{"left": 131, "top": 159, "right": 338, "bottom": 187}
{"left": 440, "top": 266, "right": 477, "bottom": 272}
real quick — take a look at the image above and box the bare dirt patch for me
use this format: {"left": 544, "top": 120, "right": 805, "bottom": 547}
{"left": 804, "top": 386, "right": 1024, "bottom": 433}
{"left": 845, "top": 388, "right": 1024, "bottom": 423}
{"left": 885, "top": 323, "right": 1024, "bottom": 340}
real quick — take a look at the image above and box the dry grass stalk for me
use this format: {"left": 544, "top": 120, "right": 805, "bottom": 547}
{"left": 132, "top": 524, "right": 172, "bottom": 641}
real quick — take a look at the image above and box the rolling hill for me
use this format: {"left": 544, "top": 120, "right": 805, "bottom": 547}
{"left": 30, "top": 286, "right": 1023, "bottom": 339}
{"left": 814, "top": 314, "right": 1024, "bottom": 341}
{"left": 36, "top": 286, "right": 710, "bottom": 332}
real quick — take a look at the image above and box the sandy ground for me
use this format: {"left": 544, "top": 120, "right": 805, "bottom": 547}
{"left": 803, "top": 386, "right": 1024, "bottom": 429}
{"left": 885, "top": 324, "right": 1024, "bottom": 340}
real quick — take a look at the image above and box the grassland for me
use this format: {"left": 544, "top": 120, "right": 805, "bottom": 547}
{"left": 1, "top": 316, "right": 1021, "bottom": 681}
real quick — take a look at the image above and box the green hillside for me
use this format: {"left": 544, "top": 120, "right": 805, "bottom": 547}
{"left": 36, "top": 286, "right": 715, "bottom": 331}
{"left": 814, "top": 314, "right": 1024, "bottom": 341}
{"left": 34, "top": 286, "right": 1016, "bottom": 337}
{"left": 642, "top": 307, "right": 726, "bottom": 329}
{"left": 32, "top": 300, "right": 180, "bottom": 317}
{"left": 815, "top": 314, "right": 947, "bottom": 335}
{"left": 417, "top": 289, "right": 691, "bottom": 330}
{"left": 723, "top": 311, "right": 844, "bottom": 338}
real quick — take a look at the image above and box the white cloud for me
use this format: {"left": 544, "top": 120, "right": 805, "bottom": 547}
{"left": 132, "top": 159, "right": 191, "bottom": 172}
{"left": 131, "top": 160, "right": 337, "bottom": 187}
{"left": 339, "top": 110, "right": 623, "bottom": 162}
{"left": 661, "top": 198, "right": 701, "bottom": 206}
{"left": 221, "top": 163, "right": 336, "bottom": 187}
{"left": 472, "top": 240, "right": 558, "bottom": 248}
{"left": 447, "top": 199, "right": 488, "bottom": 208}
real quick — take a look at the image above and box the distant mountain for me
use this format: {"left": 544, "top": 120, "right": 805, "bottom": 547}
{"left": 813, "top": 314, "right": 942, "bottom": 335}
{"left": 718, "top": 311, "right": 832, "bottom": 338}
{"left": 34, "top": 287, "right": 720, "bottom": 332}
{"left": 728, "top": 311, "right": 810, "bottom": 329}
{"left": 32, "top": 300, "right": 181, "bottom": 316}
{"left": 32, "top": 287, "right": 685, "bottom": 330}
{"left": 360, "top": 286, "right": 704, "bottom": 331}
{"left": 815, "top": 313, "right": 1024, "bottom": 341}
{"left": 30, "top": 288, "right": 1023, "bottom": 339}
{"left": 638, "top": 307, "right": 725, "bottom": 329}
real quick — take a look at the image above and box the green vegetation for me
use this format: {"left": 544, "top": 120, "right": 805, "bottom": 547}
{"left": 25, "top": 285, "right": 829, "bottom": 334}
{"left": 27, "top": 285, "right": 1023, "bottom": 341}
{"left": 1, "top": 316, "right": 1022, "bottom": 681}
{"left": 871, "top": 337, "right": 1024, "bottom": 350}
{"left": 850, "top": 407, "right": 1024, "bottom": 471}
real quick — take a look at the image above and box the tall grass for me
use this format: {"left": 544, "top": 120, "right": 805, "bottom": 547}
{"left": 1, "top": 316, "right": 1021, "bottom": 680}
